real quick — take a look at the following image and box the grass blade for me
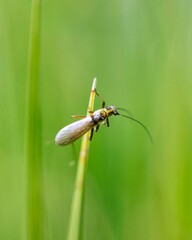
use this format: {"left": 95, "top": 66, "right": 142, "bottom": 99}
{"left": 67, "top": 78, "right": 97, "bottom": 240}
{"left": 25, "top": 0, "right": 43, "bottom": 239}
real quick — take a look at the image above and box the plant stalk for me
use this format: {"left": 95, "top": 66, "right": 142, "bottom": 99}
{"left": 25, "top": 0, "right": 43, "bottom": 239}
{"left": 67, "top": 78, "right": 97, "bottom": 240}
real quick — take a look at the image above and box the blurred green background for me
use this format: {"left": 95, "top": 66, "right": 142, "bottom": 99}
{"left": 1, "top": 0, "right": 192, "bottom": 239}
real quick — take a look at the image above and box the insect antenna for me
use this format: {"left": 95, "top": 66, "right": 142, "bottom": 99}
{"left": 116, "top": 107, "right": 132, "bottom": 117}
{"left": 119, "top": 114, "right": 153, "bottom": 143}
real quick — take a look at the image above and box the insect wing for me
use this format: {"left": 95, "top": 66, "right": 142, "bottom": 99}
{"left": 55, "top": 116, "right": 94, "bottom": 146}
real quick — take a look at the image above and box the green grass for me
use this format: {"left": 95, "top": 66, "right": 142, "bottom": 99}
{"left": 0, "top": 0, "right": 192, "bottom": 240}
{"left": 25, "top": 0, "right": 43, "bottom": 239}
{"left": 67, "top": 78, "right": 96, "bottom": 240}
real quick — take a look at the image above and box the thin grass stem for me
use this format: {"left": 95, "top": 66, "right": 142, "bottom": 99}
{"left": 25, "top": 0, "right": 43, "bottom": 239}
{"left": 67, "top": 78, "right": 97, "bottom": 240}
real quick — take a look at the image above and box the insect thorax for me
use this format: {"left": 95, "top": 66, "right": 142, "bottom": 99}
{"left": 92, "top": 109, "right": 108, "bottom": 124}
{"left": 92, "top": 106, "right": 119, "bottom": 124}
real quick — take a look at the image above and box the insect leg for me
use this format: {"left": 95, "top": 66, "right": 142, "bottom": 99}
{"left": 106, "top": 117, "right": 109, "bottom": 127}
{"left": 96, "top": 91, "right": 105, "bottom": 108}
{"left": 102, "top": 117, "right": 109, "bottom": 127}
{"left": 95, "top": 124, "right": 100, "bottom": 132}
{"left": 71, "top": 115, "right": 86, "bottom": 119}
{"left": 90, "top": 128, "right": 94, "bottom": 141}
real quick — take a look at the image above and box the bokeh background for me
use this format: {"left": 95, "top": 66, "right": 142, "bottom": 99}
{"left": 1, "top": 0, "right": 192, "bottom": 239}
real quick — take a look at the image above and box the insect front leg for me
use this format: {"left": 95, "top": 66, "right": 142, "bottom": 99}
{"left": 101, "top": 118, "right": 109, "bottom": 127}
{"left": 96, "top": 91, "right": 105, "bottom": 108}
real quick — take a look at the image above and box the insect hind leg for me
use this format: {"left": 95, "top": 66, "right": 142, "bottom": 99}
{"left": 95, "top": 124, "right": 100, "bottom": 132}
{"left": 90, "top": 128, "right": 94, "bottom": 141}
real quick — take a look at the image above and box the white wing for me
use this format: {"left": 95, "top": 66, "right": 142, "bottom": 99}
{"left": 55, "top": 116, "right": 95, "bottom": 146}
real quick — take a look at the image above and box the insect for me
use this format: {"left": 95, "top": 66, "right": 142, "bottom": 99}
{"left": 55, "top": 95, "right": 152, "bottom": 146}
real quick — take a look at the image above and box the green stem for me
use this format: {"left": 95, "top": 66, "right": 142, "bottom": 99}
{"left": 67, "top": 78, "right": 97, "bottom": 240}
{"left": 25, "top": 0, "right": 43, "bottom": 239}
